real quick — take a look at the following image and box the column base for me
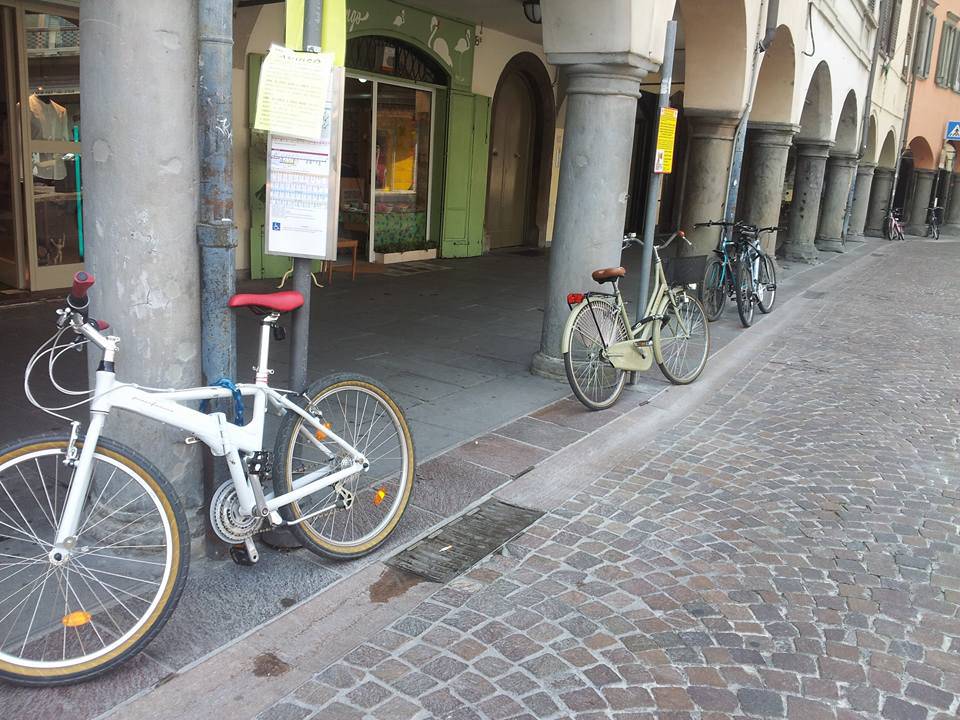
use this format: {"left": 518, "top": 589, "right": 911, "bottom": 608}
{"left": 941, "top": 224, "right": 960, "bottom": 235}
{"left": 904, "top": 225, "right": 926, "bottom": 236}
{"left": 531, "top": 350, "right": 567, "bottom": 382}
{"left": 816, "top": 238, "right": 845, "bottom": 253}
{"left": 864, "top": 228, "right": 886, "bottom": 239}
{"left": 783, "top": 245, "right": 819, "bottom": 264}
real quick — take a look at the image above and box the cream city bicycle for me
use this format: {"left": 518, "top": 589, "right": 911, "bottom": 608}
{"left": 561, "top": 232, "right": 710, "bottom": 410}
{"left": 0, "top": 272, "right": 414, "bottom": 685}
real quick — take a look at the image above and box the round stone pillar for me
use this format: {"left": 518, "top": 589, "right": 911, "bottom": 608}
{"left": 740, "top": 122, "right": 797, "bottom": 256}
{"left": 81, "top": 0, "right": 203, "bottom": 513}
{"left": 942, "top": 173, "right": 960, "bottom": 233}
{"left": 864, "top": 167, "right": 894, "bottom": 237}
{"left": 848, "top": 162, "right": 875, "bottom": 238}
{"left": 905, "top": 169, "right": 936, "bottom": 235}
{"left": 816, "top": 153, "right": 858, "bottom": 252}
{"left": 679, "top": 111, "right": 740, "bottom": 257}
{"left": 782, "top": 140, "right": 831, "bottom": 263}
{"left": 532, "top": 63, "right": 649, "bottom": 379}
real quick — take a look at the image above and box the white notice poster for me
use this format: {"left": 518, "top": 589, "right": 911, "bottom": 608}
{"left": 265, "top": 67, "right": 344, "bottom": 260}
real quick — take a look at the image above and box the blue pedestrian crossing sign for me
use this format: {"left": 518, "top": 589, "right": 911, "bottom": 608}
{"left": 946, "top": 121, "right": 960, "bottom": 140}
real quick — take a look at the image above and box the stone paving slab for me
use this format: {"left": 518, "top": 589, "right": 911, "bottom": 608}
{"left": 0, "top": 242, "right": 877, "bottom": 718}
{"left": 255, "top": 239, "right": 960, "bottom": 719}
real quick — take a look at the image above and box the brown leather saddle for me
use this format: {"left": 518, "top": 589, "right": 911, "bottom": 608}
{"left": 591, "top": 267, "right": 626, "bottom": 284}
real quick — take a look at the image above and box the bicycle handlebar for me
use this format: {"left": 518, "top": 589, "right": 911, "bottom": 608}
{"left": 62, "top": 271, "right": 110, "bottom": 332}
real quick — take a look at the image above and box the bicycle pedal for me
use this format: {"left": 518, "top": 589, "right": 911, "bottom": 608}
{"left": 229, "top": 545, "right": 257, "bottom": 566}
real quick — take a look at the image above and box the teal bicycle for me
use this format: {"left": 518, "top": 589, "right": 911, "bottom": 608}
{"left": 699, "top": 221, "right": 778, "bottom": 327}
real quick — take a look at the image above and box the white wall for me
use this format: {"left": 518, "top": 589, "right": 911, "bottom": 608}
{"left": 471, "top": 26, "right": 557, "bottom": 100}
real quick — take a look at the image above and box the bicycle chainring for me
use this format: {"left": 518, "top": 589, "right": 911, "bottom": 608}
{"left": 210, "top": 481, "right": 264, "bottom": 543}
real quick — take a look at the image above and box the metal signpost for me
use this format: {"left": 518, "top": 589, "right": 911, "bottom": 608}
{"left": 636, "top": 20, "right": 677, "bottom": 324}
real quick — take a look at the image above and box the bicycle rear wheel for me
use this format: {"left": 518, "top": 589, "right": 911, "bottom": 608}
{"left": 700, "top": 257, "right": 726, "bottom": 322}
{"left": 274, "top": 374, "right": 415, "bottom": 560}
{"left": 654, "top": 291, "right": 710, "bottom": 385}
{"left": 883, "top": 214, "right": 894, "bottom": 241}
{"left": 0, "top": 435, "right": 188, "bottom": 686}
{"left": 931, "top": 220, "right": 940, "bottom": 240}
{"left": 734, "top": 256, "right": 755, "bottom": 327}
{"left": 756, "top": 253, "right": 777, "bottom": 314}
{"left": 562, "top": 297, "right": 628, "bottom": 410}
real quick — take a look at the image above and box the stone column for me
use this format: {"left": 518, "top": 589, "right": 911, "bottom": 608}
{"left": 816, "top": 152, "right": 858, "bottom": 252}
{"left": 679, "top": 111, "right": 740, "bottom": 257}
{"left": 81, "top": 1, "right": 203, "bottom": 512}
{"left": 782, "top": 140, "right": 831, "bottom": 263}
{"left": 864, "top": 166, "right": 894, "bottom": 237}
{"left": 532, "top": 63, "right": 650, "bottom": 379}
{"left": 740, "top": 122, "right": 798, "bottom": 256}
{"left": 848, "top": 162, "right": 875, "bottom": 238}
{"left": 905, "top": 169, "right": 936, "bottom": 235}
{"left": 943, "top": 173, "right": 960, "bottom": 233}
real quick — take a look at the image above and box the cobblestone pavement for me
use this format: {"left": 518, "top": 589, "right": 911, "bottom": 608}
{"left": 258, "top": 240, "right": 960, "bottom": 719}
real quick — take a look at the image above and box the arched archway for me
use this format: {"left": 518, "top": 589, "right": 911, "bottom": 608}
{"left": 901, "top": 136, "right": 938, "bottom": 232}
{"left": 675, "top": 0, "right": 752, "bottom": 255}
{"left": 752, "top": 25, "right": 796, "bottom": 124}
{"left": 834, "top": 90, "right": 859, "bottom": 154}
{"left": 677, "top": 0, "right": 751, "bottom": 111}
{"left": 878, "top": 130, "right": 898, "bottom": 168}
{"left": 797, "top": 62, "right": 833, "bottom": 142}
{"left": 907, "top": 136, "right": 936, "bottom": 169}
{"left": 783, "top": 62, "right": 834, "bottom": 262}
{"left": 739, "top": 25, "right": 796, "bottom": 254}
{"left": 485, "top": 53, "right": 556, "bottom": 249}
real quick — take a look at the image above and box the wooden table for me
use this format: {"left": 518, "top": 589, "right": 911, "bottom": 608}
{"left": 326, "top": 238, "right": 358, "bottom": 283}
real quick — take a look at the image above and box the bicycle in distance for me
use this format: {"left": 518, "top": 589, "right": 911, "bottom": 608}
{"left": 883, "top": 207, "right": 906, "bottom": 242}
{"left": 699, "top": 220, "right": 778, "bottom": 328}
{"left": 561, "top": 231, "right": 710, "bottom": 411}
{"left": 0, "top": 272, "right": 415, "bottom": 685}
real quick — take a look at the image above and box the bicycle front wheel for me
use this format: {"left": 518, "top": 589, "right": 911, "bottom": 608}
{"left": 0, "top": 435, "right": 188, "bottom": 686}
{"left": 700, "top": 257, "right": 726, "bottom": 322}
{"left": 756, "top": 253, "right": 777, "bottom": 314}
{"left": 274, "top": 374, "right": 415, "bottom": 560}
{"left": 931, "top": 221, "right": 940, "bottom": 240}
{"left": 884, "top": 215, "right": 894, "bottom": 241}
{"left": 562, "top": 297, "right": 628, "bottom": 411}
{"left": 735, "top": 257, "right": 755, "bottom": 327}
{"left": 654, "top": 292, "right": 710, "bottom": 385}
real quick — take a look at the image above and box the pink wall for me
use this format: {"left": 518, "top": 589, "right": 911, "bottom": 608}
{"left": 907, "top": 0, "right": 960, "bottom": 169}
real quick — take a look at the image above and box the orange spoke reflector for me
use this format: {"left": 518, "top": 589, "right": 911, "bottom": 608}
{"left": 315, "top": 421, "right": 333, "bottom": 440}
{"left": 373, "top": 488, "right": 387, "bottom": 506}
{"left": 62, "top": 610, "right": 91, "bottom": 627}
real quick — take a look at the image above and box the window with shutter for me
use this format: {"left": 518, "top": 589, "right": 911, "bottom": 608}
{"left": 915, "top": 9, "right": 936, "bottom": 79}
{"left": 879, "top": 0, "right": 892, "bottom": 55}
{"left": 903, "top": 0, "right": 919, "bottom": 76}
{"left": 935, "top": 21, "right": 950, "bottom": 85}
{"left": 888, "top": 0, "right": 903, "bottom": 56}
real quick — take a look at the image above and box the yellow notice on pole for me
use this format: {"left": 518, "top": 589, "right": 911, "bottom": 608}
{"left": 254, "top": 44, "right": 333, "bottom": 141}
{"left": 654, "top": 106, "right": 678, "bottom": 174}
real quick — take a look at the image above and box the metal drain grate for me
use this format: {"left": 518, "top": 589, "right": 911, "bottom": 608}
{"left": 387, "top": 498, "right": 543, "bottom": 583}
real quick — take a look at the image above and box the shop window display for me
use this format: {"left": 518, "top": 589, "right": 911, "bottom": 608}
{"left": 26, "top": 11, "right": 82, "bottom": 268}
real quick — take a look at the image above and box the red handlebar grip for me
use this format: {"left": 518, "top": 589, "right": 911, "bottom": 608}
{"left": 72, "top": 271, "right": 95, "bottom": 300}
{"left": 94, "top": 319, "right": 110, "bottom": 331}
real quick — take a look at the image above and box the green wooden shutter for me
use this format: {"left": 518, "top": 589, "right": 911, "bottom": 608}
{"left": 440, "top": 91, "right": 491, "bottom": 258}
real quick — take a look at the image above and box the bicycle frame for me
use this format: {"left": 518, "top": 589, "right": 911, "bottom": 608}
{"left": 51, "top": 314, "right": 367, "bottom": 551}
{"left": 562, "top": 245, "right": 690, "bottom": 372}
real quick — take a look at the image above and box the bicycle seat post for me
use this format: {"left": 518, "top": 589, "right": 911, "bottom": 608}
{"left": 256, "top": 312, "right": 280, "bottom": 385}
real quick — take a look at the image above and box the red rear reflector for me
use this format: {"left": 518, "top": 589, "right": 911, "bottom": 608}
{"left": 566, "top": 293, "right": 585, "bottom": 305}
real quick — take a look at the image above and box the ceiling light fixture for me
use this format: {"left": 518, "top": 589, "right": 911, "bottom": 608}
{"left": 522, "top": 0, "right": 542, "bottom": 24}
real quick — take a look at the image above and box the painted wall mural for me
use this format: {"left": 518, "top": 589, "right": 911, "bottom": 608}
{"left": 346, "top": 0, "right": 475, "bottom": 89}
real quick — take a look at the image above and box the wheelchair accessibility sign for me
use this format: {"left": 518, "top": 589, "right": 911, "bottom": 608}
{"left": 946, "top": 121, "right": 960, "bottom": 140}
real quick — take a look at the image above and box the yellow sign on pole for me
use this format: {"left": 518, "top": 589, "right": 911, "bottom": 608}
{"left": 654, "top": 106, "right": 678, "bottom": 174}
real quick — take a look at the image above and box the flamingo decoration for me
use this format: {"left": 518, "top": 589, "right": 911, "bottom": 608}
{"left": 428, "top": 17, "right": 453, "bottom": 67}
{"left": 454, "top": 29, "right": 472, "bottom": 81}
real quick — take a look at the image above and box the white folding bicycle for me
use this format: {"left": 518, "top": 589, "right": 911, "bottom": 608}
{"left": 0, "top": 272, "right": 415, "bottom": 685}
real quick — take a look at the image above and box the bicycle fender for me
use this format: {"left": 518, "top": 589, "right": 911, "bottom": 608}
{"left": 560, "top": 296, "right": 616, "bottom": 354}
